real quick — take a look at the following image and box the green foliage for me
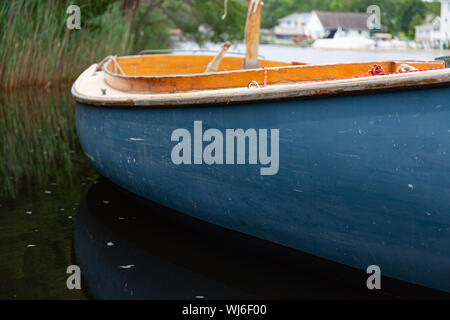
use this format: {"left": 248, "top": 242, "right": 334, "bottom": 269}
{"left": 125, "top": 0, "right": 246, "bottom": 50}
{"left": 426, "top": 1, "right": 441, "bottom": 17}
{"left": 0, "top": 88, "right": 95, "bottom": 199}
{"left": 409, "top": 13, "right": 423, "bottom": 39}
{"left": 0, "top": 0, "right": 247, "bottom": 89}
{"left": 397, "top": 0, "right": 426, "bottom": 36}
{"left": 0, "top": 0, "right": 132, "bottom": 89}
{"left": 184, "top": 0, "right": 247, "bottom": 44}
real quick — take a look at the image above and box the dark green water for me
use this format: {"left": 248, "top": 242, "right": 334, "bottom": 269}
{"left": 0, "top": 88, "right": 95, "bottom": 299}
{"left": 1, "top": 88, "right": 448, "bottom": 300}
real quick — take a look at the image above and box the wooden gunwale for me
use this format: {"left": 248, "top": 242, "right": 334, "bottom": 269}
{"left": 102, "top": 55, "right": 445, "bottom": 94}
{"left": 72, "top": 63, "right": 450, "bottom": 108}
{"left": 105, "top": 54, "right": 295, "bottom": 77}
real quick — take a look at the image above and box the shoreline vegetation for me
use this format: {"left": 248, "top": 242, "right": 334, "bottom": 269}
{"left": 0, "top": 1, "right": 131, "bottom": 90}
{"left": 0, "top": 0, "right": 246, "bottom": 91}
{"left": 0, "top": 88, "right": 93, "bottom": 199}
{"left": 0, "top": 0, "right": 444, "bottom": 91}
{"left": 0, "top": 0, "right": 246, "bottom": 199}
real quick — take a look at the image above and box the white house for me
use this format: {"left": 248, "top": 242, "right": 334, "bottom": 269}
{"left": 274, "top": 13, "right": 312, "bottom": 39}
{"left": 441, "top": 0, "right": 450, "bottom": 48}
{"left": 274, "top": 11, "right": 371, "bottom": 40}
{"left": 415, "top": 17, "right": 442, "bottom": 49}
{"left": 415, "top": 0, "right": 450, "bottom": 49}
{"left": 305, "top": 11, "right": 371, "bottom": 39}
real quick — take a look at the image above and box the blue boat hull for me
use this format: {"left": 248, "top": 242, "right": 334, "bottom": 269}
{"left": 76, "top": 87, "right": 450, "bottom": 293}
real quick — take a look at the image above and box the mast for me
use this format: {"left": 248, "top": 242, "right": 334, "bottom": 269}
{"left": 243, "top": 0, "right": 262, "bottom": 69}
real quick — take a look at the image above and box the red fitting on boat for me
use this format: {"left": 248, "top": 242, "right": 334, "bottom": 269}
{"left": 366, "top": 64, "right": 384, "bottom": 76}
{"left": 263, "top": 67, "right": 268, "bottom": 87}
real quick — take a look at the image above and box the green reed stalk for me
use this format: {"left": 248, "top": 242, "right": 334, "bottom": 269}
{"left": 0, "top": 0, "right": 132, "bottom": 90}
{"left": 0, "top": 88, "right": 95, "bottom": 199}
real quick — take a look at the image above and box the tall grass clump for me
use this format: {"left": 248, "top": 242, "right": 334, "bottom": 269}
{"left": 0, "top": 0, "right": 247, "bottom": 90}
{"left": 0, "top": 0, "right": 246, "bottom": 199}
{"left": 0, "top": 88, "right": 94, "bottom": 199}
{"left": 0, "top": 0, "right": 132, "bottom": 90}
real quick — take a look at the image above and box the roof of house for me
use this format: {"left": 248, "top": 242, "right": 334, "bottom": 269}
{"left": 279, "top": 12, "right": 311, "bottom": 22}
{"left": 314, "top": 11, "right": 371, "bottom": 30}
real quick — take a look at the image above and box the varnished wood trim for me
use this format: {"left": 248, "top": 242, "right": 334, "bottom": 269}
{"left": 103, "top": 58, "right": 445, "bottom": 94}
{"left": 72, "top": 64, "right": 450, "bottom": 108}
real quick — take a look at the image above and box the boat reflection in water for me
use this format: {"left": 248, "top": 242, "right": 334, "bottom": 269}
{"left": 74, "top": 179, "right": 449, "bottom": 300}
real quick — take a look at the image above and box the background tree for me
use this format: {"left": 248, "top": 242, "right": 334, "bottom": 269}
{"left": 408, "top": 13, "right": 423, "bottom": 39}
{"left": 397, "top": 0, "right": 426, "bottom": 37}
{"left": 124, "top": 0, "right": 247, "bottom": 51}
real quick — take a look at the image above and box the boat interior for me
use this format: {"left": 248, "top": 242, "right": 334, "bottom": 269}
{"left": 103, "top": 54, "right": 446, "bottom": 94}
{"left": 110, "top": 55, "right": 299, "bottom": 76}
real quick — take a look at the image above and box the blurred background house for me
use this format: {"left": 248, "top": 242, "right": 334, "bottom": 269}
{"left": 274, "top": 13, "right": 312, "bottom": 41}
{"left": 306, "top": 11, "right": 371, "bottom": 39}
{"left": 415, "top": 17, "right": 441, "bottom": 48}
{"left": 415, "top": 0, "right": 450, "bottom": 49}
{"left": 440, "top": 0, "right": 450, "bottom": 48}
{"left": 273, "top": 10, "right": 371, "bottom": 43}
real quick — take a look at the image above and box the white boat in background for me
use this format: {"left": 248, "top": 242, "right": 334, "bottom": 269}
{"left": 313, "top": 29, "right": 375, "bottom": 50}
{"left": 375, "top": 38, "right": 419, "bottom": 50}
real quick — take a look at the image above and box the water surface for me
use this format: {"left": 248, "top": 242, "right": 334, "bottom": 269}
{"left": 0, "top": 88, "right": 95, "bottom": 299}
{"left": 178, "top": 42, "right": 443, "bottom": 64}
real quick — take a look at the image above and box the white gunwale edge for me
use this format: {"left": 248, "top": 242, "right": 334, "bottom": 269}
{"left": 72, "top": 64, "right": 450, "bottom": 108}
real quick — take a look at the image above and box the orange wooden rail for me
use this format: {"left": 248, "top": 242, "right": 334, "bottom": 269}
{"left": 104, "top": 55, "right": 445, "bottom": 93}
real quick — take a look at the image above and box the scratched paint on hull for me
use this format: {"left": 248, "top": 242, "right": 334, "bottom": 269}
{"left": 76, "top": 86, "right": 450, "bottom": 293}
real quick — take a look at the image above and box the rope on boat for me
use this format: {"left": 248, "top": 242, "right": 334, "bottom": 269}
{"left": 94, "top": 55, "right": 124, "bottom": 75}
{"left": 297, "top": 65, "right": 443, "bottom": 86}
{"left": 362, "top": 64, "right": 427, "bottom": 77}
{"left": 221, "top": 0, "right": 228, "bottom": 20}
{"left": 249, "top": 0, "right": 262, "bottom": 13}
{"left": 263, "top": 67, "right": 268, "bottom": 87}
{"left": 247, "top": 64, "right": 441, "bottom": 89}
{"left": 364, "top": 63, "right": 419, "bottom": 75}
{"left": 397, "top": 64, "right": 418, "bottom": 72}
{"left": 247, "top": 66, "right": 268, "bottom": 89}
{"left": 365, "top": 64, "right": 384, "bottom": 76}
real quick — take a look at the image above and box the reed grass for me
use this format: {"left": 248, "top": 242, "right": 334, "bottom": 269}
{"left": 0, "top": 88, "right": 95, "bottom": 199}
{"left": 0, "top": 1, "right": 184, "bottom": 198}
{"left": 0, "top": 1, "right": 139, "bottom": 198}
{"left": 0, "top": 0, "right": 132, "bottom": 90}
